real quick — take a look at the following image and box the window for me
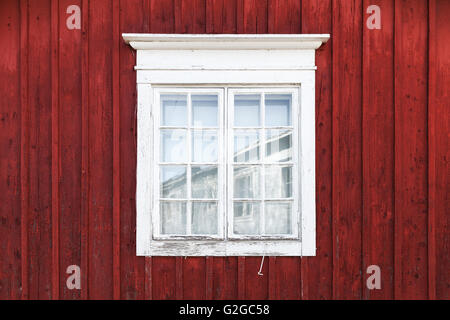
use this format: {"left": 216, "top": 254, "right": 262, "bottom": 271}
{"left": 227, "top": 88, "right": 299, "bottom": 240}
{"left": 124, "top": 33, "right": 330, "bottom": 256}
{"left": 154, "top": 88, "right": 225, "bottom": 239}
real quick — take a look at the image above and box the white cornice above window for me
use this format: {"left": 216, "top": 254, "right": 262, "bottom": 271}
{"left": 122, "top": 33, "right": 329, "bottom": 50}
{"left": 122, "top": 34, "right": 329, "bottom": 77}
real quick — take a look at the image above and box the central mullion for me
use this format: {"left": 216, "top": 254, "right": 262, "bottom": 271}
{"left": 186, "top": 93, "right": 192, "bottom": 235}
{"left": 260, "top": 93, "right": 266, "bottom": 236}
{"left": 223, "top": 88, "right": 228, "bottom": 239}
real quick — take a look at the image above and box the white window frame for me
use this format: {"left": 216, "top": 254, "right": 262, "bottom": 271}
{"left": 123, "top": 34, "right": 330, "bottom": 256}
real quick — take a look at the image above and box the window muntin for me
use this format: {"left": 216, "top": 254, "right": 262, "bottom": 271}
{"left": 227, "top": 88, "right": 299, "bottom": 240}
{"left": 154, "top": 88, "right": 225, "bottom": 239}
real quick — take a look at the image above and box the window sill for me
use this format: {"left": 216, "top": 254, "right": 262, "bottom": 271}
{"left": 138, "top": 239, "right": 309, "bottom": 257}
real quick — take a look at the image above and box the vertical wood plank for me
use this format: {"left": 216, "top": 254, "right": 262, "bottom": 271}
{"left": 176, "top": 257, "right": 183, "bottom": 299}
{"left": 362, "top": 0, "right": 394, "bottom": 299}
{"left": 119, "top": 0, "right": 148, "bottom": 300}
{"left": 269, "top": 257, "right": 301, "bottom": 299}
{"left": 205, "top": 257, "right": 213, "bottom": 299}
{"left": 59, "top": 0, "right": 82, "bottom": 300}
{"left": 27, "top": 0, "right": 53, "bottom": 299}
{"left": 174, "top": 0, "right": 206, "bottom": 33}
{"left": 144, "top": 258, "right": 152, "bottom": 300}
{"left": 243, "top": 257, "right": 269, "bottom": 299}
{"left": 301, "top": 0, "right": 333, "bottom": 300}
{"left": 237, "top": 0, "right": 268, "bottom": 34}
{"left": 149, "top": 0, "right": 174, "bottom": 33}
{"left": 428, "top": 0, "right": 450, "bottom": 301}
{"left": 151, "top": 258, "right": 177, "bottom": 299}
{"left": 50, "top": 0, "right": 60, "bottom": 300}
{"left": 332, "top": 0, "right": 363, "bottom": 300}
{"left": 80, "top": 0, "right": 90, "bottom": 300}
{"left": 206, "top": 0, "right": 237, "bottom": 33}
{"left": 19, "top": 0, "right": 30, "bottom": 300}
{"left": 268, "top": 0, "right": 301, "bottom": 33}
{"left": 88, "top": 0, "right": 114, "bottom": 299}
{"left": 237, "top": 257, "right": 245, "bottom": 299}
{"left": 112, "top": 0, "right": 121, "bottom": 300}
{"left": 212, "top": 257, "right": 238, "bottom": 299}
{"left": 0, "top": 0, "right": 22, "bottom": 300}
{"left": 394, "top": 0, "right": 428, "bottom": 300}
{"left": 268, "top": 257, "right": 276, "bottom": 299}
{"left": 183, "top": 257, "right": 206, "bottom": 299}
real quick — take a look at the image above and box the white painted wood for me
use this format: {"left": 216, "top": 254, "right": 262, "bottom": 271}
{"left": 136, "top": 70, "right": 317, "bottom": 85}
{"left": 129, "top": 33, "right": 330, "bottom": 256}
{"left": 136, "top": 50, "right": 315, "bottom": 70}
{"left": 122, "top": 33, "right": 329, "bottom": 50}
{"left": 299, "top": 77, "right": 316, "bottom": 256}
{"left": 136, "top": 84, "right": 152, "bottom": 255}
{"left": 140, "top": 240, "right": 302, "bottom": 257}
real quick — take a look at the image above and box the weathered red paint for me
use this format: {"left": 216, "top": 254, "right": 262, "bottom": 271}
{"left": 0, "top": 0, "right": 448, "bottom": 300}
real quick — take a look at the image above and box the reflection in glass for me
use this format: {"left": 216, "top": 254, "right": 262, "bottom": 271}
{"left": 233, "top": 166, "right": 260, "bottom": 199}
{"left": 265, "top": 94, "right": 292, "bottom": 127}
{"left": 161, "top": 94, "right": 187, "bottom": 126}
{"left": 161, "top": 129, "right": 187, "bottom": 162}
{"left": 192, "top": 131, "right": 218, "bottom": 162}
{"left": 160, "top": 166, "right": 187, "bottom": 198}
{"left": 234, "top": 130, "right": 260, "bottom": 163}
{"left": 160, "top": 201, "right": 187, "bottom": 234}
{"left": 265, "top": 202, "right": 291, "bottom": 234}
{"left": 233, "top": 202, "right": 260, "bottom": 235}
{"left": 192, "top": 95, "right": 218, "bottom": 127}
{"left": 266, "top": 130, "right": 292, "bottom": 162}
{"left": 234, "top": 94, "right": 260, "bottom": 127}
{"left": 192, "top": 202, "right": 218, "bottom": 234}
{"left": 191, "top": 166, "right": 218, "bottom": 199}
{"left": 264, "top": 166, "right": 292, "bottom": 198}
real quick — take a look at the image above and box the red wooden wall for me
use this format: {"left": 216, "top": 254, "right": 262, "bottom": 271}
{"left": 0, "top": 0, "right": 448, "bottom": 300}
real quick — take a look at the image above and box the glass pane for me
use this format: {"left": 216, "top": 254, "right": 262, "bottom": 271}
{"left": 161, "top": 94, "right": 187, "bottom": 126}
{"left": 266, "top": 129, "right": 292, "bottom": 162}
{"left": 192, "top": 95, "right": 218, "bottom": 127}
{"left": 191, "top": 166, "right": 218, "bottom": 199}
{"left": 160, "top": 201, "right": 187, "bottom": 234}
{"left": 265, "top": 94, "right": 292, "bottom": 127}
{"left": 192, "top": 131, "right": 218, "bottom": 162}
{"left": 234, "top": 130, "right": 260, "bottom": 163}
{"left": 192, "top": 202, "right": 218, "bottom": 235}
{"left": 233, "top": 166, "right": 260, "bottom": 199}
{"left": 234, "top": 94, "right": 260, "bottom": 127}
{"left": 233, "top": 202, "right": 260, "bottom": 235}
{"left": 161, "top": 129, "right": 187, "bottom": 162}
{"left": 160, "top": 166, "right": 187, "bottom": 198}
{"left": 264, "top": 166, "right": 292, "bottom": 198}
{"left": 265, "top": 202, "right": 291, "bottom": 234}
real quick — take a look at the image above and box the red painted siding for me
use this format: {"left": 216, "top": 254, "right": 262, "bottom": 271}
{"left": 0, "top": 0, "right": 448, "bottom": 300}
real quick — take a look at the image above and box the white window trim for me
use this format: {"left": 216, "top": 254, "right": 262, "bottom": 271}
{"left": 123, "top": 33, "right": 330, "bottom": 256}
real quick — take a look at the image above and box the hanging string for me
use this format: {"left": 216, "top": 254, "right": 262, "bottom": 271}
{"left": 257, "top": 255, "right": 265, "bottom": 276}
